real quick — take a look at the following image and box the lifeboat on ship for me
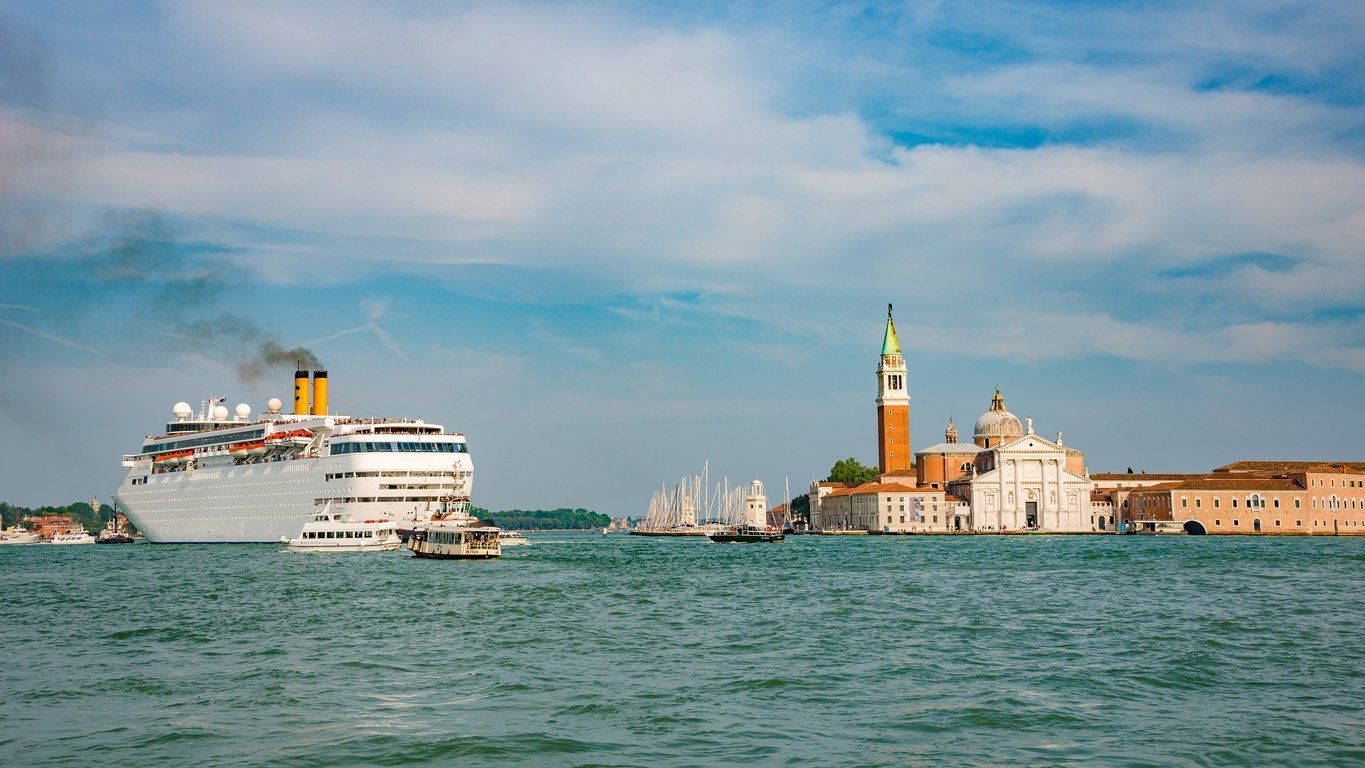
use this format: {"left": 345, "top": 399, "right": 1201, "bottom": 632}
{"left": 154, "top": 449, "right": 193, "bottom": 465}
{"left": 229, "top": 441, "right": 267, "bottom": 457}
{"left": 266, "top": 428, "right": 313, "bottom": 444}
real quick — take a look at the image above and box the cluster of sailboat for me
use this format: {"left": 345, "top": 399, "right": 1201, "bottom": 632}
{"left": 634, "top": 462, "right": 786, "bottom": 543}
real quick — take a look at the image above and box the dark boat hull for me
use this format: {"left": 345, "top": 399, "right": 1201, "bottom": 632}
{"left": 708, "top": 532, "right": 784, "bottom": 543}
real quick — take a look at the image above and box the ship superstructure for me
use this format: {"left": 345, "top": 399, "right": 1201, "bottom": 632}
{"left": 113, "top": 370, "right": 474, "bottom": 543}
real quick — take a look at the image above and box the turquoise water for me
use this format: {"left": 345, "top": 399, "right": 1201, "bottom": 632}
{"left": 2, "top": 535, "right": 1362, "bottom": 767}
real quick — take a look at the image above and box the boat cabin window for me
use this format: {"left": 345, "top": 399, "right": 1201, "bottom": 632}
{"left": 330, "top": 441, "right": 467, "bottom": 455}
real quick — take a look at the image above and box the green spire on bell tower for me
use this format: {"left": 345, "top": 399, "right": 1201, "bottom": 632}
{"left": 881, "top": 303, "right": 901, "bottom": 356}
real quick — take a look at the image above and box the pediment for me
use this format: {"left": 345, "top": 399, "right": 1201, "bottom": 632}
{"left": 996, "top": 434, "right": 1066, "bottom": 454}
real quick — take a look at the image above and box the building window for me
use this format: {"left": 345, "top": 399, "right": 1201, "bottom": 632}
{"left": 1233, "top": 520, "right": 1239, "bottom": 526}
{"left": 1213, "top": 498, "right": 1220, "bottom": 508}
{"left": 1195, "top": 498, "right": 1201, "bottom": 508}
{"left": 1232, "top": 498, "right": 1238, "bottom": 508}
{"left": 1294, "top": 499, "right": 1301, "bottom": 509}
{"left": 1274, "top": 498, "right": 1280, "bottom": 508}
{"left": 1215, "top": 519, "right": 1221, "bottom": 525}
{"left": 1181, "top": 497, "right": 1187, "bottom": 508}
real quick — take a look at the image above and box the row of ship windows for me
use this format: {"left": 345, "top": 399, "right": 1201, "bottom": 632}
{"left": 330, "top": 442, "right": 466, "bottom": 455}
{"left": 130, "top": 514, "right": 289, "bottom": 519}
{"left": 380, "top": 484, "right": 456, "bottom": 490}
{"left": 314, "top": 496, "right": 447, "bottom": 504}
{"left": 325, "top": 471, "right": 469, "bottom": 480}
{"left": 140, "top": 429, "right": 266, "bottom": 454}
{"left": 302, "top": 530, "right": 393, "bottom": 539}
{"left": 127, "top": 478, "right": 320, "bottom": 488}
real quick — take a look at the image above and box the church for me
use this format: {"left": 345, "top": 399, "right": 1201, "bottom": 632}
{"left": 811, "top": 306, "right": 1095, "bottom": 533}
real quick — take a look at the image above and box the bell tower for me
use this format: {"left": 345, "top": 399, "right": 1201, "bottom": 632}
{"left": 876, "top": 304, "right": 911, "bottom": 474}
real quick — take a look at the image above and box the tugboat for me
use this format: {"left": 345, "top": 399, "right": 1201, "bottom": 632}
{"left": 708, "top": 480, "right": 785, "bottom": 543}
{"left": 96, "top": 511, "right": 137, "bottom": 544}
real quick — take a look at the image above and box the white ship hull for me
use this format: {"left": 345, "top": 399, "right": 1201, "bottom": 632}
{"left": 115, "top": 422, "right": 473, "bottom": 544}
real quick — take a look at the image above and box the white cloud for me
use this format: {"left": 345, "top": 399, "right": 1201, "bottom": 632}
{"left": 4, "top": 0, "right": 1364, "bottom": 374}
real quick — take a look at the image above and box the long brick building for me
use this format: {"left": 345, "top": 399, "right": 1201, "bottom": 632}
{"left": 1098, "top": 462, "right": 1365, "bottom": 535}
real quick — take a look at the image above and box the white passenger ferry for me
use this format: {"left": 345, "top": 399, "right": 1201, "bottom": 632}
{"left": 114, "top": 370, "right": 474, "bottom": 543}
{"left": 284, "top": 506, "right": 401, "bottom": 553}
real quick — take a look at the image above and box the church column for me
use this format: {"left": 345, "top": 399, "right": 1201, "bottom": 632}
{"left": 1012, "top": 459, "right": 1023, "bottom": 529}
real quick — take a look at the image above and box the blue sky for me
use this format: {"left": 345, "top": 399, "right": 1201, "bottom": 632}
{"left": 1, "top": 1, "right": 1362, "bottom": 513}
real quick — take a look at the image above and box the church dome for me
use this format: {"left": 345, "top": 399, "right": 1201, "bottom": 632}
{"left": 974, "top": 388, "right": 1023, "bottom": 443}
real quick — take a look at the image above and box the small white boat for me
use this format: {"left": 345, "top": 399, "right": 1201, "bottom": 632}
{"left": 284, "top": 509, "right": 401, "bottom": 553}
{"left": 499, "top": 530, "right": 531, "bottom": 546}
{"left": 0, "top": 526, "right": 42, "bottom": 545}
{"left": 50, "top": 530, "right": 97, "bottom": 545}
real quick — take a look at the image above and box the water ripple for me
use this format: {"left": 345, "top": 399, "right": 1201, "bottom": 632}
{"left": 1, "top": 535, "right": 1362, "bottom": 766}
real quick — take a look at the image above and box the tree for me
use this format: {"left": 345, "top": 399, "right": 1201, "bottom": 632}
{"left": 788, "top": 493, "right": 810, "bottom": 523}
{"left": 827, "top": 457, "right": 878, "bottom": 484}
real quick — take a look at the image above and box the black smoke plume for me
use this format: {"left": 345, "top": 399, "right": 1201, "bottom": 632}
{"left": 85, "top": 209, "right": 321, "bottom": 382}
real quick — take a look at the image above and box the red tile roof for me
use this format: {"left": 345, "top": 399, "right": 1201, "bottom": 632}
{"left": 1213, "top": 461, "right": 1365, "bottom": 474}
{"left": 1092, "top": 473, "right": 1218, "bottom": 481}
{"left": 824, "top": 482, "right": 944, "bottom": 498}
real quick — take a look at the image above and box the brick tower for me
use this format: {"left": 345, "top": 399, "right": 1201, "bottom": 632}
{"left": 876, "top": 304, "right": 911, "bottom": 474}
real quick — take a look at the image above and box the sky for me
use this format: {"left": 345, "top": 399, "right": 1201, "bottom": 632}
{"left": 1, "top": 0, "right": 1363, "bottom": 515}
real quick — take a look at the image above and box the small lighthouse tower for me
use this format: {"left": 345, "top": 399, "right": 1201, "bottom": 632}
{"left": 876, "top": 304, "right": 911, "bottom": 474}
{"left": 745, "top": 480, "right": 768, "bottom": 528}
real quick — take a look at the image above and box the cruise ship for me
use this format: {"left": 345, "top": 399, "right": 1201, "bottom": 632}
{"left": 114, "top": 369, "right": 474, "bottom": 543}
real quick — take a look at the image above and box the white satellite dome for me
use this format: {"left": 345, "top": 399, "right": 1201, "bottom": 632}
{"left": 172, "top": 402, "right": 193, "bottom": 420}
{"left": 267, "top": 397, "right": 283, "bottom": 414}
{"left": 235, "top": 403, "right": 252, "bottom": 420}
{"left": 213, "top": 404, "right": 230, "bottom": 421}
